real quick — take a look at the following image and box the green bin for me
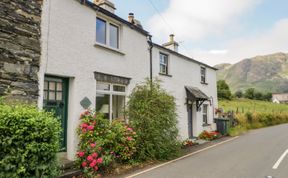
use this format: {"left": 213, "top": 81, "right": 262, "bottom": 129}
{"left": 214, "top": 118, "right": 230, "bottom": 135}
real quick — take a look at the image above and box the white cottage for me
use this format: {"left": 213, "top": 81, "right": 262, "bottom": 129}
{"left": 39, "top": 0, "right": 218, "bottom": 161}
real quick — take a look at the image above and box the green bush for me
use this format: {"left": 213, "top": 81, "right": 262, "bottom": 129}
{"left": 76, "top": 110, "right": 137, "bottom": 177}
{"left": 127, "top": 79, "right": 180, "bottom": 161}
{"left": 0, "top": 104, "right": 61, "bottom": 178}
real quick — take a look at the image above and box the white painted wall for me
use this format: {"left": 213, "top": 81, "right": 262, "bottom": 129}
{"left": 40, "top": 0, "right": 150, "bottom": 160}
{"left": 152, "top": 47, "right": 218, "bottom": 138}
{"left": 39, "top": 0, "right": 218, "bottom": 161}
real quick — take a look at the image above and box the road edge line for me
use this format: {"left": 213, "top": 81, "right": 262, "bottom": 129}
{"left": 125, "top": 136, "right": 240, "bottom": 178}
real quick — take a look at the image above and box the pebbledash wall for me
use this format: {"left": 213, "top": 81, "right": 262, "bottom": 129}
{"left": 0, "top": 0, "right": 42, "bottom": 102}
{"left": 40, "top": 0, "right": 218, "bottom": 160}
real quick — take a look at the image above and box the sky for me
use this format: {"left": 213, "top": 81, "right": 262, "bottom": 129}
{"left": 111, "top": 0, "right": 288, "bottom": 66}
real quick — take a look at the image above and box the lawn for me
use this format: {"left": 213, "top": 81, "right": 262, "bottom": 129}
{"left": 219, "top": 98, "right": 288, "bottom": 113}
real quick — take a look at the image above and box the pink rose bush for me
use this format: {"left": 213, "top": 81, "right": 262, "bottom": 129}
{"left": 76, "top": 110, "right": 137, "bottom": 177}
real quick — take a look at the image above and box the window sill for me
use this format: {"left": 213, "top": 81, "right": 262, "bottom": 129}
{"left": 201, "top": 82, "right": 208, "bottom": 85}
{"left": 202, "top": 123, "right": 211, "bottom": 127}
{"left": 159, "top": 73, "right": 172, "bottom": 77}
{"left": 94, "top": 43, "right": 125, "bottom": 56}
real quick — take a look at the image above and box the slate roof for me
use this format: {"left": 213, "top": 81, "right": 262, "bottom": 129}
{"left": 185, "top": 86, "right": 209, "bottom": 100}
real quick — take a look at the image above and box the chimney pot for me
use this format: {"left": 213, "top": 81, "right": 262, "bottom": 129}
{"left": 169, "top": 34, "right": 175, "bottom": 42}
{"left": 128, "top": 13, "right": 134, "bottom": 23}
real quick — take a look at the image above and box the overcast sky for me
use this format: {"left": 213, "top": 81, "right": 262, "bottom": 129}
{"left": 111, "top": 0, "right": 288, "bottom": 66}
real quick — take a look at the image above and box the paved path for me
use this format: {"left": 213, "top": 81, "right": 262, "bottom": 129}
{"left": 126, "top": 124, "right": 288, "bottom": 178}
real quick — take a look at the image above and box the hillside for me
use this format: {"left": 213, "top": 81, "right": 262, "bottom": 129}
{"left": 215, "top": 52, "right": 288, "bottom": 93}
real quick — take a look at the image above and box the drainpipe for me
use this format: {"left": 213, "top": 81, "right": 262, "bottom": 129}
{"left": 147, "top": 35, "right": 153, "bottom": 82}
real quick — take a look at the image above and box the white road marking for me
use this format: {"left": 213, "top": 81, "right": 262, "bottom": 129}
{"left": 125, "top": 136, "right": 239, "bottom": 178}
{"left": 272, "top": 149, "right": 288, "bottom": 169}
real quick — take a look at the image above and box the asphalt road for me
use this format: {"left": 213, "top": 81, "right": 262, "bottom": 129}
{"left": 128, "top": 124, "right": 288, "bottom": 178}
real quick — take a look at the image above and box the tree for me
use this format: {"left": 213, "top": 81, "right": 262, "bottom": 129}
{"left": 234, "top": 90, "right": 243, "bottom": 98}
{"left": 244, "top": 88, "right": 255, "bottom": 99}
{"left": 217, "top": 80, "right": 232, "bottom": 100}
{"left": 254, "top": 91, "right": 263, "bottom": 100}
{"left": 262, "top": 92, "right": 272, "bottom": 101}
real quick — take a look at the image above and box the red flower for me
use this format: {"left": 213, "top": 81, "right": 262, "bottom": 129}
{"left": 81, "top": 161, "right": 87, "bottom": 167}
{"left": 77, "top": 151, "right": 85, "bottom": 157}
{"left": 92, "top": 152, "right": 98, "bottom": 158}
{"left": 127, "top": 127, "right": 133, "bottom": 131}
{"left": 87, "top": 155, "right": 93, "bottom": 162}
{"left": 97, "top": 157, "right": 103, "bottom": 164}
{"left": 90, "top": 143, "right": 96, "bottom": 148}
{"left": 127, "top": 137, "right": 133, "bottom": 141}
{"left": 87, "top": 125, "right": 94, "bottom": 131}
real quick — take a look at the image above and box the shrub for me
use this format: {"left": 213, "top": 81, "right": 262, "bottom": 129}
{"left": 76, "top": 110, "right": 137, "bottom": 177}
{"left": 198, "top": 131, "right": 221, "bottom": 141}
{"left": 127, "top": 79, "right": 180, "bottom": 161}
{"left": 0, "top": 104, "right": 61, "bottom": 178}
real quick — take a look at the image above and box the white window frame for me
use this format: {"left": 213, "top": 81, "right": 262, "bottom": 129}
{"left": 203, "top": 104, "right": 208, "bottom": 124}
{"left": 159, "top": 53, "right": 169, "bottom": 75}
{"left": 96, "top": 82, "right": 126, "bottom": 123}
{"left": 96, "top": 17, "right": 120, "bottom": 49}
{"left": 200, "top": 67, "right": 206, "bottom": 84}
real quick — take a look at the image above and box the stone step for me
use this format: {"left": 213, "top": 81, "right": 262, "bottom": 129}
{"left": 57, "top": 169, "right": 82, "bottom": 178}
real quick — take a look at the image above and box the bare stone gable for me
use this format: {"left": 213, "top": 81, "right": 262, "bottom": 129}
{"left": 0, "top": 0, "right": 42, "bottom": 103}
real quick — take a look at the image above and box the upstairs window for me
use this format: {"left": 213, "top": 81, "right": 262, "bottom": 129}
{"left": 159, "top": 53, "right": 168, "bottom": 75}
{"left": 96, "top": 17, "right": 119, "bottom": 49}
{"left": 201, "top": 67, "right": 206, "bottom": 84}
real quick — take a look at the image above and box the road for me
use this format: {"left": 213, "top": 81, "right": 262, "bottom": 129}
{"left": 127, "top": 124, "right": 288, "bottom": 178}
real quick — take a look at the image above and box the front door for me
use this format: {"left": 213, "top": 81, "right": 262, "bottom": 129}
{"left": 43, "top": 76, "right": 69, "bottom": 151}
{"left": 188, "top": 104, "right": 193, "bottom": 138}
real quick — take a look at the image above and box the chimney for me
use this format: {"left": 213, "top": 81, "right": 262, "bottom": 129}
{"left": 93, "top": 0, "right": 116, "bottom": 14}
{"left": 162, "top": 34, "right": 179, "bottom": 52}
{"left": 127, "top": 13, "right": 143, "bottom": 29}
{"left": 128, "top": 13, "right": 134, "bottom": 24}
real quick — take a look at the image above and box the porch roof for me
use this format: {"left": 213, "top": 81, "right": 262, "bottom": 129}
{"left": 185, "top": 86, "right": 209, "bottom": 101}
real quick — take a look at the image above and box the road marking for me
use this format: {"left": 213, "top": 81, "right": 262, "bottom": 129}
{"left": 272, "top": 149, "right": 288, "bottom": 169}
{"left": 125, "top": 136, "right": 239, "bottom": 178}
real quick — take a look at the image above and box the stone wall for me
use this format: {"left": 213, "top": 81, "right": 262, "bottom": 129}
{"left": 0, "top": 0, "right": 42, "bottom": 103}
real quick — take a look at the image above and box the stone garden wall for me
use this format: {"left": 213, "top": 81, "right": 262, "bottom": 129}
{"left": 0, "top": 0, "right": 42, "bottom": 103}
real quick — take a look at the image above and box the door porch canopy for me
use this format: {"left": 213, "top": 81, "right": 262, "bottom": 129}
{"left": 185, "top": 86, "right": 209, "bottom": 111}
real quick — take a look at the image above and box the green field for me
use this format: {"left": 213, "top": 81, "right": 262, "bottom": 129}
{"left": 219, "top": 99, "right": 288, "bottom": 113}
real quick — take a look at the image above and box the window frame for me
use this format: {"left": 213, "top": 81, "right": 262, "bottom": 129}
{"left": 159, "top": 53, "right": 169, "bottom": 75}
{"left": 96, "top": 82, "right": 127, "bottom": 123}
{"left": 200, "top": 67, "right": 207, "bottom": 84}
{"left": 96, "top": 17, "right": 120, "bottom": 50}
{"left": 202, "top": 104, "right": 208, "bottom": 125}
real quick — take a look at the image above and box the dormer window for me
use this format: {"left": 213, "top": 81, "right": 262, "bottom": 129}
{"left": 96, "top": 17, "right": 119, "bottom": 49}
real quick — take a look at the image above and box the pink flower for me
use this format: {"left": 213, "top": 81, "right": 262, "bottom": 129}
{"left": 81, "top": 123, "right": 88, "bottom": 129}
{"left": 90, "top": 143, "right": 96, "bottom": 148}
{"left": 127, "top": 137, "right": 133, "bottom": 141}
{"left": 127, "top": 127, "right": 133, "bottom": 131}
{"left": 92, "top": 159, "right": 97, "bottom": 165}
{"left": 81, "top": 161, "right": 87, "bottom": 167}
{"left": 97, "top": 157, "right": 103, "bottom": 164}
{"left": 94, "top": 166, "right": 99, "bottom": 171}
{"left": 87, "top": 155, "right": 93, "bottom": 162}
{"left": 92, "top": 152, "right": 98, "bottom": 158}
{"left": 89, "top": 162, "right": 96, "bottom": 168}
{"left": 77, "top": 151, "right": 85, "bottom": 157}
{"left": 87, "top": 125, "right": 94, "bottom": 131}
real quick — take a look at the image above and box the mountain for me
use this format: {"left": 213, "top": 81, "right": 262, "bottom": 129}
{"left": 215, "top": 52, "right": 288, "bottom": 93}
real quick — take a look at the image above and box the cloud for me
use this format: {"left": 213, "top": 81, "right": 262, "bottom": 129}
{"left": 189, "top": 19, "right": 288, "bottom": 66}
{"left": 147, "top": 0, "right": 262, "bottom": 42}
